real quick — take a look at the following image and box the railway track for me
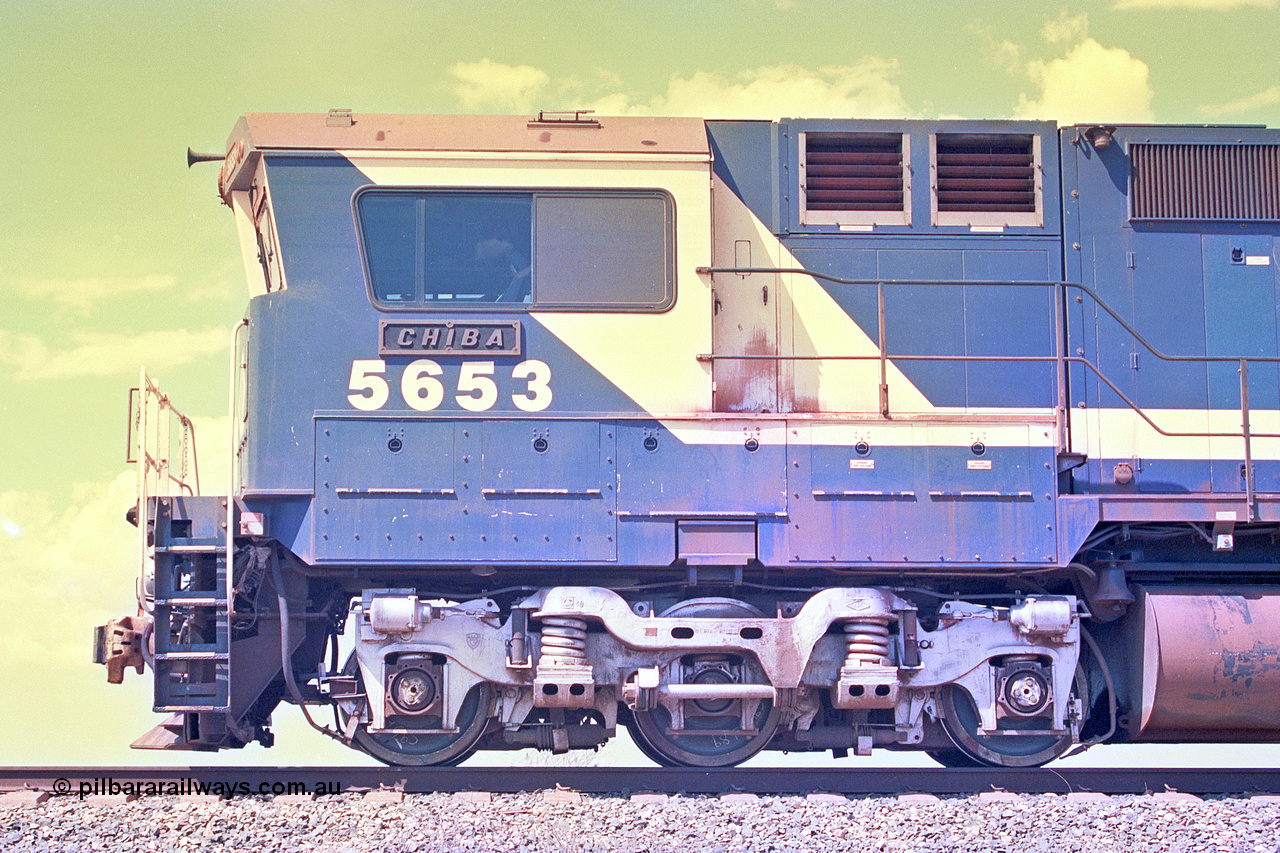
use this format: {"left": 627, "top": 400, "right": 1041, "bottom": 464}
{"left": 3, "top": 766, "right": 1279, "bottom": 798}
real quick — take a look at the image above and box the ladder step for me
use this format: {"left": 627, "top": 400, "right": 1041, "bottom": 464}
{"left": 155, "top": 704, "right": 227, "bottom": 713}
{"left": 155, "top": 651, "right": 228, "bottom": 661}
{"left": 154, "top": 597, "right": 223, "bottom": 607}
{"left": 157, "top": 544, "right": 223, "bottom": 554}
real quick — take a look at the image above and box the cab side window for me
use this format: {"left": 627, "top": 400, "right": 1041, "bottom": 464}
{"left": 358, "top": 190, "right": 673, "bottom": 311}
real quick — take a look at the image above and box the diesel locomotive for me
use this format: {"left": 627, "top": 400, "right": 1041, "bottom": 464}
{"left": 94, "top": 110, "right": 1280, "bottom": 767}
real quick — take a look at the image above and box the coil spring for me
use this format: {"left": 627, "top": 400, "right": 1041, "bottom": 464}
{"left": 843, "top": 617, "right": 891, "bottom": 667}
{"left": 538, "top": 616, "right": 588, "bottom": 666}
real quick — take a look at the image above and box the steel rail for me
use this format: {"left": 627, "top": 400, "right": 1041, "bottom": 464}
{"left": 5, "top": 766, "right": 1280, "bottom": 797}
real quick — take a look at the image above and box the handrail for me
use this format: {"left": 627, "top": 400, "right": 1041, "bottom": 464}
{"left": 693, "top": 349, "right": 1280, "bottom": 439}
{"left": 130, "top": 368, "right": 202, "bottom": 612}
{"left": 697, "top": 267, "right": 1280, "bottom": 364}
{"left": 698, "top": 266, "right": 1271, "bottom": 518}
{"left": 130, "top": 369, "right": 201, "bottom": 498}
{"left": 229, "top": 318, "right": 250, "bottom": 500}
{"left": 227, "top": 318, "right": 250, "bottom": 611}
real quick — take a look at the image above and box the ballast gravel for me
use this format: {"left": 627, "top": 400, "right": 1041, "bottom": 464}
{"left": 4, "top": 790, "right": 1280, "bottom": 853}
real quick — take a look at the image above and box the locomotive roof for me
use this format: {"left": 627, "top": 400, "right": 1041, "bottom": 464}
{"left": 230, "top": 112, "right": 711, "bottom": 155}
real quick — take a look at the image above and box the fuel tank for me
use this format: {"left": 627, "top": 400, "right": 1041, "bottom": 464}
{"left": 1131, "top": 586, "right": 1280, "bottom": 741}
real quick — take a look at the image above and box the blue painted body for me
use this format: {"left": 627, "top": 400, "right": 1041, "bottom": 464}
{"left": 231, "top": 117, "right": 1280, "bottom": 574}
{"left": 1063, "top": 125, "right": 1280, "bottom": 496}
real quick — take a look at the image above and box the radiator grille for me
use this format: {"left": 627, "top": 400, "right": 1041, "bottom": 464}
{"left": 1131, "top": 143, "right": 1280, "bottom": 220}
{"left": 935, "top": 134, "right": 1036, "bottom": 213}
{"left": 803, "top": 133, "right": 904, "bottom": 212}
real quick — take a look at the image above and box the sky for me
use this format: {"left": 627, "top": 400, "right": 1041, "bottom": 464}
{"left": 1, "top": 0, "right": 1279, "bottom": 768}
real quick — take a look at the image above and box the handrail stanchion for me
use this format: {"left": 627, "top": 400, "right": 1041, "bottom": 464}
{"left": 227, "top": 318, "right": 249, "bottom": 621}
{"left": 1241, "top": 359, "right": 1256, "bottom": 521}
{"left": 878, "top": 281, "right": 889, "bottom": 418}
{"left": 1054, "top": 280, "right": 1069, "bottom": 453}
{"left": 136, "top": 368, "right": 150, "bottom": 613}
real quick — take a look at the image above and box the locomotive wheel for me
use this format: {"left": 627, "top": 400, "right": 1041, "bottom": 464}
{"left": 621, "top": 706, "right": 684, "bottom": 767}
{"left": 628, "top": 682, "right": 780, "bottom": 768}
{"left": 625, "top": 598, "right": 781, "bottom": 768}
{"left": 925, "top": 748, "right": 985, "bottom": 768}
{"left": 937, "top": 666, "right": 1086, "bottom": 768}
{"left": 340, "top": 655, "right": 495, "bottom": 767}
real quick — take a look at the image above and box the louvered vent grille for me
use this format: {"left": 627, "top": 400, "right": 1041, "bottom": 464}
{"left": 935, "top": 134, "right": 1036, "bottom": 213}
{"left": 804, "top": 133, "right": 904, "bottom": 211}
{"left": 1131, "top": 143, "right": 1280, "bottom": 220}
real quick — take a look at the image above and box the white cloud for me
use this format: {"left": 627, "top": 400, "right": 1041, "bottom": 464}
{"left": 992, "top": 40, "right": 1025, "bottom": 74}
{"left": 5, "top": 265, "right": 239, "bottom": 319}
{"left": 447, "top": 59, "right": 551, "bottom": 113}
{"left": 0, "top": 327, "right": 228, "bottom": 382}
{"left": 977, "top": 12, "right": 1155, "bottom": 123}
{"left": 0, "top": 415, "right": 230, "bottom": 650}
{"left": 0, "top": 473, "right": 144, "bottom": 665}
{"left": 10, "top": 274, "right": 177, "bottom": 313}
{"left": 1199, "top": 84, "right": 1280, "bottom": 118}
{"left": 1042, "top": 11, "right": 1090, "bottom": 43}
{"left": 444, "top": 59, "right": 906, "bottom": 122}
{"left": 1015, "top": 38, "right": 1155, "bottom": 123}
{"left": 0, "top": 414, "right": 225, "bottom": 701}
{"left": 1114, "top": 0, "right": 1275, "bottom": 8}
{"left": 589, "top": 62, "right": 908, "bottom": 120}
{"left": 0, "top": 414, "right": 229, "bottom": 759}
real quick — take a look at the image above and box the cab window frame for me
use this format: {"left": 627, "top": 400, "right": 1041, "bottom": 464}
{"left": 354, "top": 187, "right": 677, "bottom": 313}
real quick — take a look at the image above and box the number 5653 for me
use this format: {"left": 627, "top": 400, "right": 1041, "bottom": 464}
{"left": 346, "top": 359, "right": 552, "bottom": 413}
